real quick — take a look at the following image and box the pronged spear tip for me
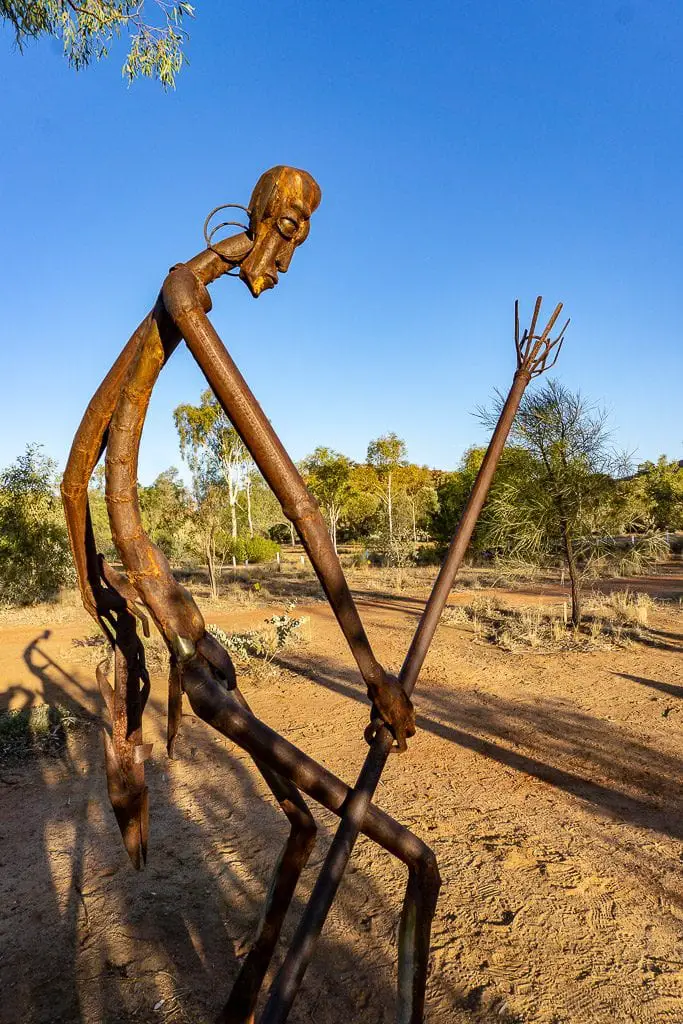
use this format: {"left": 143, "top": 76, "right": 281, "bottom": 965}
{"left": 515, "top": 295, "right": 570, "bottom": 378}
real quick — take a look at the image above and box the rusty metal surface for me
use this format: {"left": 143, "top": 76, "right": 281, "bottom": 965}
{"left": 62, "top": 167, "right": 568, "bottom": 1023}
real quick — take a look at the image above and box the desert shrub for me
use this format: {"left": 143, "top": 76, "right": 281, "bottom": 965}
{"left": 0, "top": 446, "right": 75, "bottom": 606}
{"left": 414, "top": 544, "right": 442, "bottom": 567}
{"left": 442, "top": 590, "right": 661, "bottom": 652}
{"left": 0, "top": 703, "right": 83, "bottom": 760}
{"left": 226, "top": 535, "right": 279, "bottom": 564}
{"left": 589, "top": 590, "right": 655, "bottom": 627}
{"left": 367, "top": 533, "right": 416, "bottom": 569}
{"left": 207, "top": 609, "right": 306, "bottom": 670}
{"left": 207, "top": 623, "right": 270, "bottom": 661}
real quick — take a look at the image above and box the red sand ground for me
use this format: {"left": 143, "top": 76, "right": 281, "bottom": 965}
{"left": 1, "top": 566, "right": 683, "bottom": 1023}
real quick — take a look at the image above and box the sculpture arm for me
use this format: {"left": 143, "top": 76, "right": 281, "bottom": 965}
{"left": 162, "top": 264, "right": 415, "bottom": 749}
{"left": 61, "top": 316, "right": 155, "bottom": 623}
{"left": 61, "top": 236, "right": 252, "bottom": 627}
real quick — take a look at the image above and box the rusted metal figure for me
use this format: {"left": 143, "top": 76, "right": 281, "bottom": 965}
{"left": 62, "top": 165, "right": 568, "bottom": 1023}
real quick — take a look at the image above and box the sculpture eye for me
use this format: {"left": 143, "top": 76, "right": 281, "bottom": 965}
{"left": 278, "top": 216, "right": 298, "bottom": 239}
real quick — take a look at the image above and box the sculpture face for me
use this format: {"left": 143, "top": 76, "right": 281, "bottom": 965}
{"left": 239, "top": 166, "right": 322, "bottom": 298}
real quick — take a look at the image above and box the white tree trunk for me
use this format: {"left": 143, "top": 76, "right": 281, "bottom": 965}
{"left": 228, "top": 475, "right": 238, "bottom": 539}
{"left": 246, "top": 477, "right": 254, "bottom": 537}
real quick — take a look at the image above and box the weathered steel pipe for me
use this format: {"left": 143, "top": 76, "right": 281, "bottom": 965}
{"left": 261, "top": 299, "right": 570, "bottom": 1024}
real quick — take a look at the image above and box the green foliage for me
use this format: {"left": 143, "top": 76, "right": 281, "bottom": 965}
{"left": 633, "top": 456, "right": 683, "bottom": 530}
{"left": 478, "top": 380, "right": 638, "bottom": 625}
{"left": 342, "top": 465, "right": 382, "bottom": 540}
{"left": 479, "top": 382, "right": 629, "bottom": 561}
{"left": 175, "top": 390, "right": 258, "bottom": 595}
{"left": 1, "top": 0, "right": 193, "bottom": 87}
{"left": 246, "top": 477, "right": 288, "bottom": 537}
{"left": 139, "top": 467, "right": 193, "bottom": 561}
{"left": 225, "top": 535, "right": 279, "bottom": 564}
{"left": 430, "top": 446, "right": 534, "bottom": 556}
{"left": 0, "top": 445, "right": 75, "bottom": 606}
{"left": 87, "top": 465, "right": 117, "bottom": 559}
{"left": 366, "top": 432, "right": 407, "bottom": 475}
{"left": 302, "top": 446, "right": 352, "bottom": 550}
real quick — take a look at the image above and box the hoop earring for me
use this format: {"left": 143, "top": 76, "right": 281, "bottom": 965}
{"left": 202, "top": 203, "right": 253, "bottom": 275}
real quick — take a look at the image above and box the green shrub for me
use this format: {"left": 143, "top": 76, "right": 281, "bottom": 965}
{"left": 414, "top": 544, "right": 442, "bottom": 566}
{"left": 0, "top": 446, "right": 75, "bottom": 606}
{"left": 226, "top": 535, "right": 279, "bottom": 564}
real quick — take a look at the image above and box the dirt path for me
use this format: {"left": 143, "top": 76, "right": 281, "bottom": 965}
{"left": 1, "top": 575, "right": 683, "bottom": 1023}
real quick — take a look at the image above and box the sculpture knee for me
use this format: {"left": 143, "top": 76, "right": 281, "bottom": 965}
{"left": 404, "top": 841, "right": 441, "bottom": 918}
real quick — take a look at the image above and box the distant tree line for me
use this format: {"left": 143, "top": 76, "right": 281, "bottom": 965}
{"left": 1, "top": 381, "right": 682, "bottom": 609}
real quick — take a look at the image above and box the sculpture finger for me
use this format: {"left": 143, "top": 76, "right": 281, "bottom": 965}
{"left": 167, "top": 659, "right": 183, "bottom": 759}
{"left": 102, "top": 730, "right": 149, "bottom": 870}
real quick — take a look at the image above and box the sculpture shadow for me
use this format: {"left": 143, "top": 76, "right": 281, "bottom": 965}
{"left": 2, "top": 634, "right": 490, "bottom": 1024}
{"left": 616, "top": 671, "right": 683, "bottom": 701}
{"left": 275, "top": 650, "right": 683, "bottom": 848}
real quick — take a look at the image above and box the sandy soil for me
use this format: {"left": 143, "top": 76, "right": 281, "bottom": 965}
{"left": 1, "top": 567, "right": 683, "bottom": 1024}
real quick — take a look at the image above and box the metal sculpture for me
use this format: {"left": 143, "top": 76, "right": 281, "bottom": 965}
{"left": 62, "top": 165, "right": 568, "bottom": 1024}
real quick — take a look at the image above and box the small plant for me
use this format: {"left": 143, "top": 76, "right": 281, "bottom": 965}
{"left": 0, "top": 703, "right": 83, "bottom": 760}
{"left": 207, "top": 608, "right": 307, "bottom": 678}
{"left": 266, "top": 610, "right": 306, "bottom": 648}
{"left": 206, "top": 623, "right": 270, "bottom": 662}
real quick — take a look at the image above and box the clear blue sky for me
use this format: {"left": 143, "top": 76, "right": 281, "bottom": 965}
{"left": 1, "top": 0, "right": 681, "bottom": 483}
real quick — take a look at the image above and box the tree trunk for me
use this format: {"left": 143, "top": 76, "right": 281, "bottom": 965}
{"left": 561, "top": 521, "right": 581, "bottom": 627}
{"left": 330, "top": 508, "right": 338, "bottom": 554}
{"left": 411, "top": 500, "right": 417, "bottom": 543}
{"left": 206, "top": 533, "right": 218, "bottom": 600}
{"left": 228, "top": 477, "right": 238, "bottom": 539}
{"left": 290, "top": 521, "right": 296, "bottom": 547}
{"left": 387, "top": 470, "right": 393, "bottom": 542}
{"left": 246, "top": 477, "right": 254, "bottom": 538}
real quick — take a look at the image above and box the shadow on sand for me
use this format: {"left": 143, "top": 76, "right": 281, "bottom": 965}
{"left": 0, "top": 633, "right": 513, "bottom": 1024}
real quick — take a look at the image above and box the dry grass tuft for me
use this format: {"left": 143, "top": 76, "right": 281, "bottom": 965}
{"left": 442, "top": 590, "right": 663, "bottom": 652}
{"left": 0, "top": 703, "right": 87, "bottom": 760}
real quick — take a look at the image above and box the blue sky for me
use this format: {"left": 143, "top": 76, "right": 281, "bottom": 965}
{"left": 1, "top": 0, "right": 681, "bottom": 483}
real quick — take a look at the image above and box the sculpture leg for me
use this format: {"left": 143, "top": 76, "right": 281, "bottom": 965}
{"left": 395, "top": 850, "right": 441, "bottom": 1024}
{"left": 217, "top": 687, "right": 317, "bottom": 1024}
{"left": 260, "top": 803, "right": 440, "bottom": 1024}
{"left": 181, "top": 661, "right": 439, "bottom": 1023}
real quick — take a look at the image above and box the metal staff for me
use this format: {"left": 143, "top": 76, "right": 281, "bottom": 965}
{"left": 261, "top": 296, "right": 570, "bottom": 1024}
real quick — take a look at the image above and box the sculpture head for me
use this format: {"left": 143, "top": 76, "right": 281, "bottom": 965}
{"left": 239, "top": 166, "right": 321, "bottom": 298}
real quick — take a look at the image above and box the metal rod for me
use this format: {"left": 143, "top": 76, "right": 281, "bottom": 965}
{"left": 261, "top": 297, "right": 568, "bottom": 1022}
{"left": 261, "top": 369, "right": 535, "bottom": 1023}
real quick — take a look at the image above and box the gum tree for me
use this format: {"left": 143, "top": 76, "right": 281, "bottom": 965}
{"left": 1, "top": 0, "right": 194, "bottom": 86}
{"left": 479, "top": 380, "right": 626, "bottom": 627}
{"left": 302, "top": 446, "right": 352, "bottom": 553}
